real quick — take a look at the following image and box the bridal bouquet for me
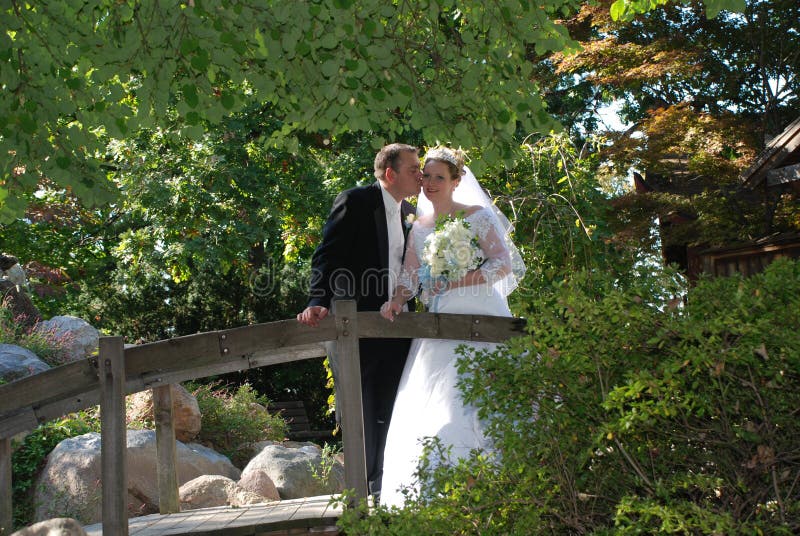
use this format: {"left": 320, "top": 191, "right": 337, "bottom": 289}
{"left": 419, "top": 216, "right": 485, "bottom": 299}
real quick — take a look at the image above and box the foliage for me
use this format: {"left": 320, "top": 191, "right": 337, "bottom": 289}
{"left": 552, "top": 1, "right": 800, "bottom": 250}
{"left": 0, "top": 0, "right": 597, "bottom": 221}
{"left": 558, "top": 1, "right": 800, "bottom": 135}
{"left": 339, "top": 258, "right": 800, "bottom": 534}
{"left": 11, "top": 409, "right": 101, "bottom": 530}
{"left": 187, "top": 381, "right": 287, "bottom": 468}
{"left": 0, "top": 297, "right": 74, "bottom": 367}
{"left": 610, "top": 0, "right": 745, "bottom": 22}
{"left": 473, "top": 132, "right": 637, "bottom": 313}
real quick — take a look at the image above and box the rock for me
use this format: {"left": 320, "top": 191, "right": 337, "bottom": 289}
{"left": 126, "top": 384, "right": 202, "bottom": 442}
{"left": 179, "top": 475, "right": 267, "bottom": 511}
{"left": 0, "top": 254, "right": 18, "bottom": 271}
{"left": 33, "top": 430, "right": 240, "bottom": 525}
{"left": 0, "top": 343, "right": 50, "bottom": 383}
{"left": 0, "top": 280, "right": 41, "bottom": 329}
{"left": 240, "top": 443, "right": 345, "bottom": 500}
{"left": 10, "top": 517, "right": 88, "bottom": 536}
{"left": 237, "top": 468, "right": 281, "bottom": 501}
{"left": 179, "top": 475, "right": 233, "bottom": 510}
{"left": 2, "top": 262, "right": 29, "bottom": 288}
{"left": 35, "top": 316, "right": 99, "bottom": 362}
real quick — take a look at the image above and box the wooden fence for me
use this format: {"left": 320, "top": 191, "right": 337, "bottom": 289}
{"left": 0, "top": 300, "right": 527, "bottom": 534}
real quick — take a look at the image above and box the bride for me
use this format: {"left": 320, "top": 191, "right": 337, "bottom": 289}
{"left": 379, "top": 145, "right": 525, "bottom": 508}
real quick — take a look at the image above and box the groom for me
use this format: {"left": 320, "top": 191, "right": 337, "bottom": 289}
{"left": 297, "top": 143, "right": 422, "bottom": 495}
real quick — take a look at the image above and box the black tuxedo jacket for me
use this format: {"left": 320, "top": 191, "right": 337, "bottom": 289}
{"left": 308, "top": 182, "right": 415, "bottom": 312}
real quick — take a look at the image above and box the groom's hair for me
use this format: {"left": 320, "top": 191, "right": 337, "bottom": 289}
{"left": 374, "top": 143, "right": 418, "bottom": 181}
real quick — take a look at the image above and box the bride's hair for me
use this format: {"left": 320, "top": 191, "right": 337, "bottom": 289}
{"left": 424, "top": 145, "right": 466, "bottom": 179}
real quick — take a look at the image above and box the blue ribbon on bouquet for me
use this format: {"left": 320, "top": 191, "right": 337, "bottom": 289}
{"left": 418, "top": 264, "right": 448, "bottom": 311}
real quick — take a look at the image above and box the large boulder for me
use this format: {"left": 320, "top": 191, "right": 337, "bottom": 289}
{"left": 240, "top": 443, "right": 345, "bottom": 499}
{"left": 35, "top": 316, "right": 99, "bottom": 362}
{"left": 126, "top": 384, "right": 202, "bottom": 442}
{"left": 178, "top": 474, "right": 268, "bottom": 511}
{"left": 0, "top": 343, "right": 49, "bottom": 383}
{"left": 10, "top": 517, "right": 87, "bottom": 536}
{"left": 33, "top": 430, "right": 240, "bottom": 525}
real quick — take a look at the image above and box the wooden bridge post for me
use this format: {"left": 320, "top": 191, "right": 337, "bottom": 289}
{"left": 99, "top": 336, "right": 128, "bottom": 536}
{"left": 153, "top": 385, "right": 180, "bottom": 514}
{"left": 332, "top": 300, "right": 368, "bottom": 504}
{"left": 0, "top": 437, "right": 11, "bottom": 534}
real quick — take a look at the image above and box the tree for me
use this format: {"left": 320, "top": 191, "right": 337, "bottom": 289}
{"left": 1, "top": 0, "right": 751, "bottom": 222}
{"left": 0, "top": 0, "right": 581, "bottom": 221}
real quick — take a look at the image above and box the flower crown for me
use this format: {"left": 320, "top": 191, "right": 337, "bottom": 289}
{"left": 425, "top": 147, "right": 458, "bottom": 166}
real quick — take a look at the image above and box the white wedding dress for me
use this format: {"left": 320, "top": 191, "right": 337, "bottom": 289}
{"left": 380, "top": 207, "right": 516, "bottom": 508}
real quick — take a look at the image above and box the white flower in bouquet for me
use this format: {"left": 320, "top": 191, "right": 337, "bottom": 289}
{"left": 420, "top": 217, "right": 485, "bottom": 285}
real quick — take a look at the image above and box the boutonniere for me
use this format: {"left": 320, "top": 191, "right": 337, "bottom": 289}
{"left": 404, "top": 213, "right": 416, "bottom": 230}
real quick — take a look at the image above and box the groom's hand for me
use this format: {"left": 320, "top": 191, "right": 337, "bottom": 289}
{"left": 380, "top": 301, "right": 402, "bottom": 322}
{"left": 297, "top": 306, "right": 329, "bottom": 327}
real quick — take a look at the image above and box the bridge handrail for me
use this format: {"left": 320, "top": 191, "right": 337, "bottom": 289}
{"left": 0, "top": 302, "right": 527, "bottom": 534}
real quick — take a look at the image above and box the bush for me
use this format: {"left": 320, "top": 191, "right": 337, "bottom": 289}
{"left": 0, "top": 298, "right": 74, "bottom": 367}
{"left": 187, "top": 381, "right": 288, "bottom": 467}
{"left": 11, "top": 409, "right": 101, "bottom": 530}
{"left": 339, "top": 259, "right": 800, "bottom": 534}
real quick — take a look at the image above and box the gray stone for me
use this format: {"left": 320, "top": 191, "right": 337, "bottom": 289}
{"left": 33, "top": 430, "right": 240, "bottom": 525}
{"left": 10, "top": 517, "right": 87, "bottom": 536}
{"left": 179, "top": 475, "right": 267, "bottom": 511}
{"left": 35, "top": 316, "right": 99, "bottom": 362}
{"left": 240, "top": 443, "right": 344, "bottom": 499}
{"left": 237, "top": 468, "right": 281, "bottom": 501}
{"left": 2, "top": 262, "right": 28, "bottom": 288}
{"left": 0, "top": 343, "right": 49, "bottom": 383}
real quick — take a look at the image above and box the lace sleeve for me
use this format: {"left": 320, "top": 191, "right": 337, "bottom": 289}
{"left": 396, "top": 226, "right": 421, "bottom": 298}
{"left": 471, "top": 209, "right": 512, "bottom": 287}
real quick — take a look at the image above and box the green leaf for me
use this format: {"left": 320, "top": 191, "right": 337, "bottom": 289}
{"left": 321, "top": 61, "right": 339, "bottom": 78}
{"left": 609, "top": 0, "right": 627, "bottom": 21}
{"left": 182, "top": 84, "right": 199, "bottom": 108}
{"left": 220, "top": 92, "right": 235, "bottom": 110}
{"left": 56, "top": 155, "right": 71, "bottom": 170}
{"left": 191, "top": 50, "right": 210, "bottom": 71}
{"left": 180, "top": 38, "right": 199, "bottom": 56}
{"left": 18, "top": 114, "right": 37, "bottom": 134}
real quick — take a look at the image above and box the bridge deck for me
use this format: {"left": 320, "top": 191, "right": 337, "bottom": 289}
{"left": 83, "top": 495, "right": 341, "bottom": 536}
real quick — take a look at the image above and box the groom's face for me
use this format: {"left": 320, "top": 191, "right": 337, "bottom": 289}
{"left": 388, "top": 151, "right": 423, "bottom": 199}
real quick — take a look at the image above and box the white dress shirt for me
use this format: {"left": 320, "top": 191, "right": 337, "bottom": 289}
{"left": 380, "top": 184, "right": 405, "bottom": 302}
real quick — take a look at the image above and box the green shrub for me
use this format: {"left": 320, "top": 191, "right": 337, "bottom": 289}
{"left": 187, "top": 381, "right": 288, "bottom": 467}
{"left": 11, "top": 408, "right": 101, "bottom": 530}
{"left": 339, "top": 259, "right": 800, "bottom": 534}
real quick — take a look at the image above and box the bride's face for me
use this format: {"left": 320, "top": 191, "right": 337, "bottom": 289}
{"left": 422, "top": 160, "right": 459, "bottom": 203}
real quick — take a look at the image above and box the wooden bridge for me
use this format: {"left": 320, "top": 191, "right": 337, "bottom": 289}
{"left": 0, "top": 300, "right": 527, "bottom": 535}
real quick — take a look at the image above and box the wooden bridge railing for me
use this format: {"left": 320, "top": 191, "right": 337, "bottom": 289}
{"left": 0, "top": 300, "right": 527, "bottom": 534}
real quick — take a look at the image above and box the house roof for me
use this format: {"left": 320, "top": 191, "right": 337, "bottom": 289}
{"left": 740, "top": 115, "right": 800, "bottom": 189}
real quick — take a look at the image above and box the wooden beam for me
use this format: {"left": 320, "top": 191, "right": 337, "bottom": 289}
{"left": 219, "top": 318, "right": 337, "bottom": 357}
{"left": 153, "top": 385, "right": 180, "bottom": 515}
{"left": 333, "top": 300, "right": 368, "bottom": 504}
{"left": 358, "top": 311, "right": 528, "bottom": 342}
{"left": 0, "top": 358, "right": 98, "bottom": 416}
{"left": 0, "top": 438, "right": 11, "bottom": 535}
{"left": 0, "top": 407, "right": 39, "bottom": 439}
{"left": 99, "top": 336, "right": 128, "bottom": 536}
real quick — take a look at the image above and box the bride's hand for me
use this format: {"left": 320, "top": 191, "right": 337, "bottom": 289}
{"left": 380, "top": 300, "right": 402, "bottom": 322}
{"left": 431, "top": 279, "right": 451, "bottom": 296}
